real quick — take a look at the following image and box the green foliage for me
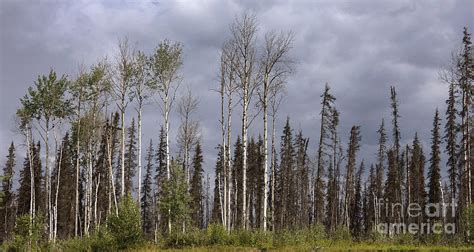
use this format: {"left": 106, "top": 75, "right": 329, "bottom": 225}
{"left": 148, "top": 40, "right": 183, "bottom": 89}
{"left": 19, "top": 70, "right": 72, "bottom": 123}
{"left": 394, "top": 232, "right": 416, "bottom": 245}
{"left": 331, "top": 225, "right": 352, "bottom": 241}
{"left": 9, "top": 214, "right": 44, "bottom": 250}
{"left": 106, "top": 194, "right": 143, "bottom": 249}
{"left": 229, "top": 229, "right": 273, "bottom": 248}
{"left": 89, "top": 226, "right": 116, "bottom": 251}
{"left": 305, "top": 224, "right": 327, "bottom": 242}
{"left": 206, "top": 224, "right": 229, "bottom": 245}
{"left": 58, "top": 226, "right": 115, "bottom": 251}
{"left": 159, "top": 160, "right": 191, "bottom": 232}
{"left": 463, "top": 203, "right": 474, "bottom": 243}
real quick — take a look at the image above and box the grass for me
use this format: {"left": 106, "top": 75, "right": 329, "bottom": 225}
{"left": 133, "top": 243, "right": 474, "bottom": 251}
{"left": 5, "top": 224, "right": 474, "bottom": 251}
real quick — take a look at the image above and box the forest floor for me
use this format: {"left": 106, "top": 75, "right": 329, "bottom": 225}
{"left": 134, "top": 244, "right": 474, "bottom": 251}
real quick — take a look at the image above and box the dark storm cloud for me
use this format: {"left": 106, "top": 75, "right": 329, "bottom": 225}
{"left": 1, "top": 0, "right": 473, "bottom": 179}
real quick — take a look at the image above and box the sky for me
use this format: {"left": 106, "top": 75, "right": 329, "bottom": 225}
{"left": 0, "top": 0, "right": 473, "bottom": 183}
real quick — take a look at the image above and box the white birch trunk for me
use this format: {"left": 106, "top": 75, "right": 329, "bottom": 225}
{"left": 220, "top": 71, "right": 227, "bottom": 228}
{"left": 26, "top": 126, "right": 35, "bottom": 238}
{"left": 262, "top": 77, "right": 268, "bottom": 231}
{"left": 226, "top": 95, "right": 233, "bottom": 231}
{"left": 242, "top": 87, "right": 248, "bottom": 229}
{"left": 271, "top": 114, "right": 276, "bottom": 231}
{"left": 45, "top": 120, "right": 53, "bottom": 241}
{"left": 121, "top": 108, "right": 126, "bottom": 197}
{"left": 53, "top": 142, "right": 64, "bottom": 242}
{"left": 138, "top": 107, "right": 143, "bottom": 203}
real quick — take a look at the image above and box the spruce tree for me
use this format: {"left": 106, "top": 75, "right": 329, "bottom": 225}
{"left": 277, "top": 118, "right": 295, "bottom": 229}
{"left": 190, "top": 142, "right": 204, "bottom": 228}
{"left": 0, "top": 142, "right": 15, "bottom": 240}
{"left": 343, "top": 126, "right": 361, "bottom": 227}
{"left": 408, "top": 133, "right": 426, "bottom": 224}
{"left": 295, "top": 130, "right": 309, "bottom": 228}
{"left": 17, "top": 141, "right": 44, "bottom": 216}
{"left": 154, "top": 126, "right": 167, "bottom": 233}
{"left": 314, "top": 84, "right": 336, "bottom": 224}
{"left": 384, "top": 149, "right": 398, "bottom": 226}
{"left": 428, "top": 109, "right": 442, "bottom": 210}
{"left": 211, "top": 145, "right": 224, "bottom": 224}
{"left": 51, "top": 133, "right": 75, "bottom": 239}
{"left": 365, "top": 164, "right": 376, "bottom": 233}
{"left": 351, "top": 161, "right": 364, "bottom": 238}
{"left": 124, "top": 118, "right": 137, "bottom": 195}
{"left": 160, "top": 159, "right": 190, "bottom": 234}
{"left": 231, "top": 137, "right": 243, "bottom": 228}
{"left": 155, "top": 126, "right": 167, "bottom": 195}
{"left": 375, "top": 119, "right": 387, "bottom": 200}
{"left": 458, "top": 27, "right": 473, "bottom": 207}
{"left": 444, "top": 79, "right": 458, "bottom": 201}
{"left": 141, "top": 140, "right": 154, "bottom": 236}
{"left": 390, "top": 87, "right": 403, "bottom": 219}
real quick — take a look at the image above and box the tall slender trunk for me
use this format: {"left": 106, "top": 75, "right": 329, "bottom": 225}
{"left": 405, "top": 146, "right": 410, "bottom": 223}
{"left": 226, "top": 93, "right": 233, "bottom": 231}
{"left": 315, "top": 98, "right": 326, "bottom": 224}
{"left": 94, "top": 176, "right": 100, "bottom": 230}
{"left": 270, "top": 114, "right": 276, "bottom": 231}
{"left": 121, "top": 107, "right": 126, "bottom": 197}
{"left": 138, "top": 106, "right": 143, "bottom": 204}
{"left": 262, "top": 78, "right": 268, "bottom": 231}
{"left": 107, "top": 130, "right": 118, "bottom": 215}
{"left": 53, "top": 142, "right": 64, "bottom": 242}
{"left": 220, "top": 76, "right": 227, "bottom": 228}
{"left": 45, "top": 119, "right": 52, "bottom": 240}
{"left": 242, "top": 88, "right": 248, "bottom": 229}
{"left": 74, "top": 96, "right": 82, "bottom": 237}
{"left": 26, "top": 126, "right": 35, "bottom": 239}
{"left": 164, "top": 97, "right": 171, "bottom": 234}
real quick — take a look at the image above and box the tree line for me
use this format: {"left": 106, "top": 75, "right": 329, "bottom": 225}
{"left": 0, "top": 13, "right": 473, "bottom": 244}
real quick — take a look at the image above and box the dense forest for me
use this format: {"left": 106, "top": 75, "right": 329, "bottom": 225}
{"left": 0, "top": 13, "right": 473, "bottom": 250}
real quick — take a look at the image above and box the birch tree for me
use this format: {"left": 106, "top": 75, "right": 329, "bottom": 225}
{"left": 110, "top": 38, "right": 135, "bottom": 197}
{"left": 131, "top": 51, "right": 152, "bottom": 204}
{"left": 18, "top": 70, "right": 71, "bottom": 240}
{"left": 218, "top": 41, "right": 238, "bottom": 230}
{"left": 148, "top": 40, "right": 183, "bottom": 233}
{"left": 177, "top": 87, "right": 200, "bottom": 186}
{"left": 257, "top": 31, "right": 293, "bottom": 231}
{"left": 16, "top": 103, "right": 36, "bottom": 237}
{"left": 269, "top": 77, "right": 284, "bottom": 231}
{"left": 230, "top": 13, "right": 258, "bottom": 229}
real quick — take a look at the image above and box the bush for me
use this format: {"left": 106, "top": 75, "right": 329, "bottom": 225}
{"left": 8, "top": 213, "right": 44, "bottom": 250}
{"left": 90, "top": 226, "right": 116, "bottom": 251}
{"left": 206, "top": 224, "right": 229, "bottom": 245}
{"left": 106, "top": 194, "right": 143, "bottom": 249}
{"left": 331, "top": 225, "right": 352, "bottom": 242}
{"left": 462, "top": 203, "right": 474, "bottom": 244}
{"left": 394, "top": 232, "right": 416, "bottom": 245}
{"left": 304, "top": 224, "right": 326, "bottom": 244}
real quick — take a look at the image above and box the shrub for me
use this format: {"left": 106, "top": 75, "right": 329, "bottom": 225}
{"left": 331, "top": 225, "right": 352, "bottom": 242}
{"left": 462, "top": 203, "right": 474, "bottom": 244}
{"left": 9, "top": 213, "right": 44, "bottom": 250}
{"left": 89, "top": 226, "right": 116, "bottom": 251}
{"left": 106, "top": 194, "right": 143, "bottom": 249}
{"left": 206, "top": 224, "right": 229, "bottom": 245}
{"left": 304, "top": 224, "right": 326, "bottom": 244}
{"left": 394, "top": 232, "right": 416, "bottom": 245}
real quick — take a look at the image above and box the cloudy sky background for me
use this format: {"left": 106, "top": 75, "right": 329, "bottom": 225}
{"left": 1, "top": 0, "right": 473, "bottom": 184}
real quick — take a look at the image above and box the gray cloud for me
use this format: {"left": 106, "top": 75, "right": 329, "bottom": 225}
{"left": 1, "top": 0, "right": 472, "bottom": 183}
